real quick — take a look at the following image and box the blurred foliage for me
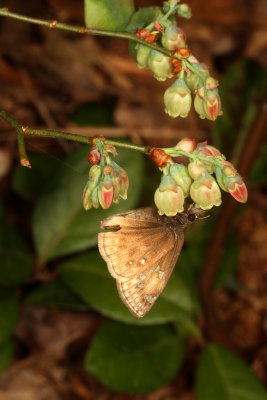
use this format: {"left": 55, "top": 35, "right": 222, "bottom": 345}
{"left": 197, "top": 344, "right": 267, "bottom": 400}
{"left": 85, "top": 320, "right": 185, "bottom": 394}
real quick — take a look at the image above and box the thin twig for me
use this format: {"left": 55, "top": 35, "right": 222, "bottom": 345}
{"left": 0, "top": 109, "right": 31, "bottom": 167}
{"left": 0, "top": 7, "right": 206, "bottom": 82}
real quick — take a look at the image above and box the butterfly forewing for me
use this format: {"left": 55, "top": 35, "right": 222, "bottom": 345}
{"left": 98, "top": 207, "right": 185, "bottom": 317}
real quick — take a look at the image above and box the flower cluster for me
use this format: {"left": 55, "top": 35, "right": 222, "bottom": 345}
{"left": 83, "top": 137, "right": 129, "bottom": 210}
{"left": 133, "top": 0, "right": 222, "bottom": 120}
{"left": 150, "top": 138, "right": 247, "bottom": 216}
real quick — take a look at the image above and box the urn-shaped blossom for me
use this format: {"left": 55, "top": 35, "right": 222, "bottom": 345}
{"left": 188, "top": 161, "right": 208, "bottom": 180}
{"left": 161, "top": 24, "right": 187, "bottom": 50}
{"left": 98, "top": 165, "right": 114, "bottom": 209}
{"left": 169, "top": 163, "right": 192, "bottom": 196}
{"left": 154, "top": 175, "right": 185, "bottom": 216}
{"left": 135, "top": 44, "right": 151, "bottom": 69}
{"left": 190, "top": 173, "right": 222, "bottom": 210}
{"left": 203, "top": 89, "right": 222, "bottom": 121}
{"left": 147, "top": 50, "right": 173, "bottom": 81}
{"left": 164, "top": 78, "right": 192, "bottom": 118}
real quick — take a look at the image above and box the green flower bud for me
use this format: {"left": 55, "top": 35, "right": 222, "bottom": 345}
{"left": 164, "top": 78, "right": 192, "bottom": 118}
{"left": 190, "top": 174, "right": 222, "bottom": 210}
{"left": 154, "top": 175, "right": 185, "bottom": 216}
{"left": 194, "top": 92, "right": 206, "bottom": 119}
{"left": 135, "top": 44, "right": 151, "bottom": 69}
{"left": 177, "top": 3, "right": 192, "bottom": 19}
{"left": 161, "top": 24, "right": 187, "bottom": 51}
{"left": 147, "top": 50, "right": 172, "bottom": 81}
{"left": 98, "top": 167, "right": 114, "bottom": 209}
{"left": 83, "top": 165, "right": 102, "bottom": 210}
{"left": 188, "top": 161, "right": 208, "bottom": 180}
{"left": 169, "top": 163, "right": 192, "bottom": 196}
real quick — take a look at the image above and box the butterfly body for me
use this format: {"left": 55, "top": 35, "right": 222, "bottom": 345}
{"left": 98, "top": 206, "right": 206, "bottom": 318}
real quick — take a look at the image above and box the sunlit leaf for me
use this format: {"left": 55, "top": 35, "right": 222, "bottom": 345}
{"left": 85, "top": 320, "right": 185, "bottom": 394}
{"left": 196, "top": 343, "right": 267, "bottom": 400}
{"left": 84, "top": 0, "right": 135, "bottom": 31}
{"left": 33, "top": 145, "right": 144, "bottom": 261}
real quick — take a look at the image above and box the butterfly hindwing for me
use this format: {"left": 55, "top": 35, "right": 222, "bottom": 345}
{"left": 98, "top": 207, "right": 184, "bottom": 317}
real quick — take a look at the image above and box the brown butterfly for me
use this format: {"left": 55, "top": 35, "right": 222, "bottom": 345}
{"left": 98, "top": 205, "right": 207, "bottom": 318}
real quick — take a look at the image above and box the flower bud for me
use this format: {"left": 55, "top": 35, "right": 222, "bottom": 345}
{"left": 186, "top": 64, "right": 210, "bottom": 92}
{"left": 154, "top": 175, "right": 185, "bottom": 216}
{"left": 226, "top": 175, "right": 248, "bottom": 203}
{"left": 177, "top": 3, "right": 192, "bottom": 19}
{"left": 88, "top": 146, "right": 101, "bottom": 165}
{"left": 83, "top": 165, "right": 102, "bottom": 209}
{"left": 149, "top": 148, "right": 172, "bottom": 167}
{"left": 196, "top": 143, "right": 222, "bottom": 157}
{"left": 164, "top": 78, "right": 192, "bottom": 118}
{"left": 135, "top": 44, "right": 151, "bottom": 69}
{"left": 98, "top": 166, "right": 114, "bottom": 209}
{"left": 190, "top": 174, "right": 222, "bottom": 210}
{"left": 169, "top": 163, "right": 192, "bottom": 196}
{"left": 203, "top": 89, "right": 222, "bottom": 121}
{"left": 194, "top": 92, "right": 206, "bottom": 119}
{"left": 205, "top": 77, "right": 219, "bottom": 90}
{"left": 161, "top": 24, "right": 186, "bottom": 50}
{"left": 111, "top": 161, "right": 129, "bottom": 200}
{"left": 147, "top": 50, "right": 172, "bottom": 81}
{"left": 175, "top": 137, "right": 197, "bottom": 153}
{"left": 188, "top": 161, "right": 207, "bottom": 180}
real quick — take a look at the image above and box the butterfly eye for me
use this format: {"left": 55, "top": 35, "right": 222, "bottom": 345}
{"left": 187, "top": 213, "right": 196, "bottom": 222}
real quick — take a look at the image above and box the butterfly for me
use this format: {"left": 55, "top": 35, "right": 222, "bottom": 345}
{"left": 98, "top": 205, "right": 207, "bottom": 318}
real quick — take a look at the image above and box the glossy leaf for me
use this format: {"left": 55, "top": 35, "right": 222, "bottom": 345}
{"left": 0, "top": 340, "right": 14, "bottom": 372}
{"left": 0, "top": 215, "right": 33, "bottom": 287}
{"left": 33, "top": 145, "right": 144, "bottom": 261}
{"left": 197, "top": 343, "right": 267, "bottom": 400}
{"left": 60, "top": 250, "right": 199, "bottom": 325}
{"left": 26, "top": 280, "right": 90, "bottom": 311}
{"left": 0, "top": 292, "right": 19, "bottom": 344}
{"left": 85, "top": 320, "right": 185, "bottom": 394}
{"left": 126, "top": 6, "right": 163, "bottom": 33}
{"left": 84, "top": 0, "right": 135, "bottom": 31}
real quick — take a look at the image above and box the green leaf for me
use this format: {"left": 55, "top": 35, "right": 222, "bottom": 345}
{"left": 84, "top": 0, "right": 135, "bottom": 31}
{"left": 0, "top": 293, "right": 19, "bottom": 344}
{"left": 12, "top": 153, "right": 61, "bottom": 201}
{"left": 60, "top": 250, "right": 199, "bottom": 325}
{"left": 196, "top": 343, "right": 267, "bottom": 400}
{"left": 126, "top": 6, "right": 163, "bottom": 33}
{"left": 85, "top": 320, "right": 185, "bottom": 394}
{"left": 26, "top": 280, "right": 90, "bottom": 311}
{"left": 33, "top": 145, "right": 144, "bottom": 261}
{"left": 0, "top": 339, "right": 14, "bottom": 372}
{"left": 0, "top": 214, "right": 33, "bottom": 287}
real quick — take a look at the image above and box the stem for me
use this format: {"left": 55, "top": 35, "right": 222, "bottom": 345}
{"left": 0, "top": 110, "right": 31, "bottom": 167}
{"left": 0, "top": 8, "right": 208, "bottom": 83}
{"left": 0, "top": 8, "right": 169, "bottom": 56}
{"left": 0, "top": 110, "right": 149, "bottom": 166}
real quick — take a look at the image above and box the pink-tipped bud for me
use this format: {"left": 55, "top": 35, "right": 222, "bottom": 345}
{"left": 83, "top": 165, "right": 102, "bottom": 210}
{"left": 188, "top": 161, "right": 208, "bottom": 180}
{"left": 190, "top": 174, "right": 222, "bottom": 210}
{"left": 154, "top": 175, "right": 185, "bottom": 216}
{"left": 175, "top": 137, "right": 197, "bottom": 153}
{"left": 196, "top": 143, "right": 222, "bottom": 157}
{"left": 98, "top": 166, "right": 114, "bottom": 209}
{"left": 203, "top": 89, "right": 222, "bottom": 121}
{"left": 111, "top": 161, "right": 129, "bottom": 201}
{"left": 221, "top": 172, "right": 248, "bottom": 203}
{"left": 88, "top": 146, "right": 101, "bottom": 165}
{"left": 161, "top": 24, "right": 186, "bottom": 51}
